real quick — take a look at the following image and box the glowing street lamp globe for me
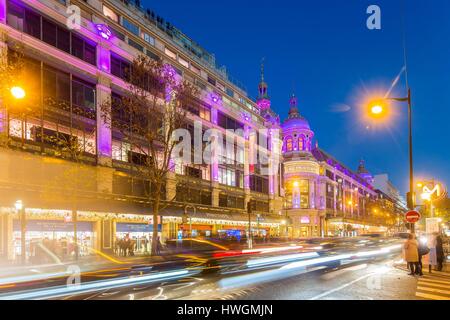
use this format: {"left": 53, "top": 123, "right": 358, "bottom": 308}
{"left": 366, "top": 98, "right": 388, "bottom": 119}
{"left": 15, "top": 200, "right": 23, "bottom": 211}
{"left": 371, "top": 105, "right": 384, "bottom": 115}
{"left": 11, "top": 86, "right": 25, "bottom": 99}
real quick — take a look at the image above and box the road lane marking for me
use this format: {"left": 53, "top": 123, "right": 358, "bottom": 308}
{"left": 418, "top": 278, "right": 450, "bottom": 285}
{"left": 418, "top": 281, "right": 450, "bottom": 289}
{"left": 415, "top": 270, "right": 450, "bottom": 300}
{"left": 417, "top": 286, "right": 450, "bottom": 295}
{"left": 416, "top": 292, "right": 450, "bottom": 300}
{"left": 309, "top": 272, "right": 378, "bottom": 300}
{"left": 320, "top": 264, "right": 368, "bottom": 280}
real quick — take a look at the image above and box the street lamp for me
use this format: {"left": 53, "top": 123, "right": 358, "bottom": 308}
{"left": 367, "top": 89, "right": 414, "bottom": 223}
{"left": 10, "top": 86, "right": 26, "bottom": 100}
{"left": 15, "top": 200, "right": 26, "bottom": 265}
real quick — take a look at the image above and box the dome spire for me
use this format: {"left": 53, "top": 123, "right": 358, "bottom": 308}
{"left": 288, "top": 93, "right": 302, "bottom": 119}
{"left": 260, "top": 57, "right": 265, "bottom": 83}
{"left": 257, "top": 58, "right": 271, "bottom": 110}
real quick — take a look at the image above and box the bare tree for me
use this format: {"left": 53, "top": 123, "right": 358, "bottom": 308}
{"left": 0, "top": 47, "right": 25, "bottom": 146}
{"left": 102, "top": 55, "right": 197, "bottom": 255}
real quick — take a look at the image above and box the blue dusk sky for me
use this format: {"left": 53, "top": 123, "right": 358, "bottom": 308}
{"left": 144, "top": 0, "right": 450, "bottom": 195}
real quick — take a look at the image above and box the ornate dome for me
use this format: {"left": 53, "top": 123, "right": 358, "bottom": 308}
{"left": 281, "top": 94, "right": 314, "bottom": 155}
{"left": 281, "top": 94, "right": 310, "bottom": 130}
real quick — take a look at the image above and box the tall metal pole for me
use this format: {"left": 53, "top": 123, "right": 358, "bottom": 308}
{"left": 247, "top": 200, "right": 252, "bottom": 249}
{"left": 73, "top": 209, "right": 78, "bottom": 261}
{"left": 20, "top": 207, "right": 26, "bottom": 265}
{"left": 407, "top": 89, "right": 415, "bottom": 233}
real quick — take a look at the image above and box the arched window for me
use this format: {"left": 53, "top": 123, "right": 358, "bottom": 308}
{"left": 298, "top": 136, "right": 304, "bottom": 151}
{"left": 285, "top": 136, "right": 293, "bottom": 152}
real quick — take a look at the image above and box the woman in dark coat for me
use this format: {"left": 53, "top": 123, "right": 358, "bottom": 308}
{"left": 436, "top": 233, "right": 445, "bottom": 271}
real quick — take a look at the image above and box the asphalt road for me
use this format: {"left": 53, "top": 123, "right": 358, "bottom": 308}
{"left": 0, "top": 238, "right": 423, "bottom": 300}
{"left": 57, "top": 256, "right": 417, "bottom": 300}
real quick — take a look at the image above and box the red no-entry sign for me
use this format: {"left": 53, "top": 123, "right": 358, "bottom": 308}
{"left": 405, "top": 210, "right": 421, "bottom": 223}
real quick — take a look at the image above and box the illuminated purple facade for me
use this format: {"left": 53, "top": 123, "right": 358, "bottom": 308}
{"left": 281, "top": 94, "right": 382, "bottom": 238}
{"left": 0, "top": 0, "right": 284, "bottom": 261}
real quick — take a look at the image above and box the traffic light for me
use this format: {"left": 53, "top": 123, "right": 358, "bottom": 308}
{"left": 247, "top": 200, "right": 252, "bottom": 214}
{"left": 406, "top": 192, "right": 415, "bottom": 210}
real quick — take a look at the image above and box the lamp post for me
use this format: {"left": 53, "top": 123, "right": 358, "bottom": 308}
{"left": 15, "top": 200, "right": 26, "bottom": 265}
{"left": 368, "top": 89, "right": 414, "bottom": 228}
{"left": 6, "top": 86, "right": 26, "bottom": 145}
{"left": 247, "top": 200, "right": 253, "bottom": 249}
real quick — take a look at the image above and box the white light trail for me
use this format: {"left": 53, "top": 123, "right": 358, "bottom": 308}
{"left": 246, "top": 252, "right": 319, "bottom": 268}
{"left": 0, "top": 269, "right": 191, "bottom": 300}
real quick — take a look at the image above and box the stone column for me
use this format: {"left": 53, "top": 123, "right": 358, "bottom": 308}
{"left": 101, "top": 218, "right": 114, "bottom": 252}
{"left": 96, "top": 75, "right": 112, "bottom": 167}
{"left": 211, "top": 182, "right": 220, "bottom": 207}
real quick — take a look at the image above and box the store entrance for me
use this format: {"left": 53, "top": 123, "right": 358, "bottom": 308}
{"left": 13, "top": 219, "right": 94, "bottom": 264}
{"left": 115, "top": 223, "right": 161, "bottom": 256}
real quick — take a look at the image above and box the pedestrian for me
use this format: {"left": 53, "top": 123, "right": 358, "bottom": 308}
{"left": 435, "top": 232, "right": 445, "bottom": 271}
{"left": 417, "top": 237, "right": 430, "bottom": 276}
{"left": 423, "top": 233, "right": 438, "bottom": 273}
{"left": 156, "top": 236, "right": 162, "bottom": 255}
{"left": 404, "top": 233, "right": 419, "bottom": 276}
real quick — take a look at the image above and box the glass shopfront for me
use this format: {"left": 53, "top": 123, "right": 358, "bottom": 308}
{"left": 115, "top": 223, "right": 161, "bottom": 255}
{"left": 13, "top": 219, "right": 94, "bottom": 263}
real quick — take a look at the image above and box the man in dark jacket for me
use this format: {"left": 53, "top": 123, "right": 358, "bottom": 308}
{"left": 436, "top": 234, "right": 445, "bottom": 271}
{"left": 417, "top": 239, "right": 430, "bottom": 276}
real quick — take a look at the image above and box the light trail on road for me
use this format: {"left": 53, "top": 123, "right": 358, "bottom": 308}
{"left": 0, "top": 269, "right": 195, "bottom": 300}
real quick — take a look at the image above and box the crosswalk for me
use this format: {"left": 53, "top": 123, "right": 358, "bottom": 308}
{"left": 416, "top": 270, "right": 450, "bottom": 300}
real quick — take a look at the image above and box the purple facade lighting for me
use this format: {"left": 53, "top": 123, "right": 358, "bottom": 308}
{"left": 0, "top": 0, "right": 6, "bottom": 23}
{"left": 257, "top": 98, "right": 271, "bottom": 110}
{"left": 95, "top": 24, "right": 113, "bottom": 40}
{"left": 210, "top": 92, "right": 221, "bottom": 104}
{"left": 97, "top": 46, "right": 111, "bottom": 73}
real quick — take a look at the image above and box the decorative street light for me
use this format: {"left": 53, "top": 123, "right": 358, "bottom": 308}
{"left": 10, "top": 86, "right": 26, "bottom": 100}
{"left": 367, "top": 88, "right": 414, "bottom": 228}
{"left": 15, "top": 200, "right": 26, "bottom": 265}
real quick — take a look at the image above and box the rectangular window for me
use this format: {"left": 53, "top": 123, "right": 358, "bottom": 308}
{"left": 141, "top": 32, "right": 155, "bottom": 46}
{"left": 185, "top": 166, "right": 202, "bottom": 179}
{"left": 57, "top": 26, "right": 70, "bottom": 53}
{"left": 43, "top": 65, "right": 70, "bottom": 106}
{"left": 190, "top": 64, "right": 200, "bottom": 74}
{"left": 42, "top": 18, "right": 57, "bottom": 47}
{"left": 216, "top": 82, "right": 225, "bottom": 92}
{"left": 207, "top": 76, "right": 216, "bottom": 86}
{"left": 122, "top": 17, "right": 139, "bottom": 36}
{"left": 178, "top": 56, "right": 189, "bottom": 68}
{"left": 111, "top": 53, "right": 131, "bottom": 80}
{"left": 103, "top": 5, "right": 119, "bottom": 22}
{"left": 7, "top": 1, "right": 25, "bottom": 31}
{"left": 110, "top": 25, "right": 125, "bottom": 41}
{"left": 72, "top": 77, "right": 96, "bottom": 115}
{"left": 84, "top": 40, "right": 96, "bottom": 65}
{"left": 164, "top": 48, "right": 177, "bottom": 60}
{"left": 146, "top": 49, "right": 160, "bottom": 61}
{"left": 128, "top": 39, "right": 143, "bottom": 52}
{"left": 226, "top": 88, "right": 234, "bottom": 98}
{"left": 71, "top": 34, "right": 96, "bottom": 66}
{"left": 25, "top": 8, "right": 41, "bottom": 38}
